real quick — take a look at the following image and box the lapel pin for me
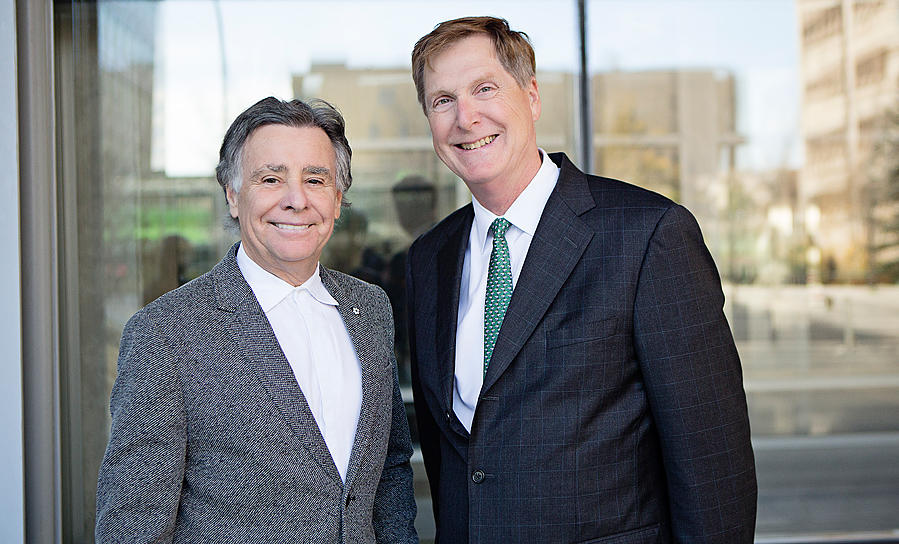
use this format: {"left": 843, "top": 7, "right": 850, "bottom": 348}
{"left": 352, "top": 307, "right": 360, "bottom": 315}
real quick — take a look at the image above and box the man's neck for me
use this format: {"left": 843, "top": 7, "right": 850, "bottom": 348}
{"left": 470, "top": 149, "right": 543, "bottom": 216}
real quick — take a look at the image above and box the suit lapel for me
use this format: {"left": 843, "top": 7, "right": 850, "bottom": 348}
{"left": 319, "top": 267, "right": 382, "bottom": 491}
{"left": 435, "top": 208, "right": 473, "bottom": 416}
{"left": 214, "top": 246, "right": 341, "bottom": 483}
{"left": 482, "top": 156, "right": 596, "bottom": 393}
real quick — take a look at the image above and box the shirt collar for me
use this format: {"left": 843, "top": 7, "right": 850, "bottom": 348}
{"left": 236, "top": 244, "right": 338, "bottom": 312}
{"left": 471, "top": 148, "right": 560, "bottom": 252}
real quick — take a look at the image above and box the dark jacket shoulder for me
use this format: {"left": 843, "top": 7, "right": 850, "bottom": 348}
{"left": 549, "top": 151, "right": 675, "bottom": 211}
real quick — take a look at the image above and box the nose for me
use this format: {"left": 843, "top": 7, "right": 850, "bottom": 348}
{"left": 281, "top": 179, "right": 308, "bottom": 210}
{"left": 455, "top": 96, "right": 480, "bottom": 130}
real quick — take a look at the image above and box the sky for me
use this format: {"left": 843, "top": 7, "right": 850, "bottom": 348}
{"left": 137, "top": 0, "right": 801, "bottom": 176}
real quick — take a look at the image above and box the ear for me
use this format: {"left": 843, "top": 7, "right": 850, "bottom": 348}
{"left": 334, "top": 191, "right": 343, "bottom": 220}
{"left": 528, "top": 76, "right": 541, "bottom": 122}
{"left": 225, "top": 185, "right": 240, "bottom": 219}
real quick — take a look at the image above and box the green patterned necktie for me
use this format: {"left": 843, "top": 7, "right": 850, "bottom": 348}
{"left": 484, "top": 217, "right": 513, "bottom": 377}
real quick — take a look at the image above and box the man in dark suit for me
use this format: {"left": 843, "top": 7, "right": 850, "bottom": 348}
{"left": 406, "top": 17, "right": 756, "bottom": 543}
{"left": 96, "top": 97, "right": 417, "bottom": 543}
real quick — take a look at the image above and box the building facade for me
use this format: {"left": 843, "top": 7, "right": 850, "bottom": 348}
{"left": 798, "top": 0, "right": 899, "bottom": 281}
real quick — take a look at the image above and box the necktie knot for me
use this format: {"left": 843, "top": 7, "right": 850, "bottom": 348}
{"left": 491, "top": 217, "right": 511, "bottom": 239}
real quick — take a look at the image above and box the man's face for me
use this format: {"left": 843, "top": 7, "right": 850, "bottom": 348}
{"left": 423, "top": 34, "right": 541, "bottom": 191}
{"left": 226, "top": 124, "right": 342, "bottom": 285}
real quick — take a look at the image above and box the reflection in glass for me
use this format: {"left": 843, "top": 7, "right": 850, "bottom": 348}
{"left": 588, "top": 0, "right": 899, "bottom": 536}
{"left": 53, "top": 0, "right": 898, "bottom": 541}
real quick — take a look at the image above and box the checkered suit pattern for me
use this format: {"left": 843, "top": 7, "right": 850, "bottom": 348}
{"left": 407, "top": 153, "right": 756, "bottom": 543}
{"left": 96, "top": 244, "right": 417, "bottom": 543}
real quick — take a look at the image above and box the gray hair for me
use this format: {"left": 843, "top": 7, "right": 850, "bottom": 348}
{"left": 215, "top": 97, "right": 352, "bottom": 224}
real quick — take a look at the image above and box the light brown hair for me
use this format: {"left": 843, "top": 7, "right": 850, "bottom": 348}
{"left": 411, "top": 16, "right": 536, "bottom": 113}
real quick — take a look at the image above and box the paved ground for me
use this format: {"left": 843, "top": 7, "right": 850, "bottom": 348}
{"left": 754, "top": 433, "right": 899, "bottom": 537}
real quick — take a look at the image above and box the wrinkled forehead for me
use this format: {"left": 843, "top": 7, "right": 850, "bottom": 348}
{"left": 423, "top": 35, "right": 504, "bottom": 92}
{"left": 241, "top": 124, "right": 336, "bottom": 171}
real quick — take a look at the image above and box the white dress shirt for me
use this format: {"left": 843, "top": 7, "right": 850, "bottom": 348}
{"left": 453, "top": 150, "right": 560, "bottom": 432}
{"left": 237, "top": 245, "right": 362, "bottom": 481}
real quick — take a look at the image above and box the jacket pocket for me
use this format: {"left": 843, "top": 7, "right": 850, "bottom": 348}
{"left": 575, "top": 523, "right": 659, "bottom": 544}
{"left": 546, "top": 316, "right": 619, "bottom": 348}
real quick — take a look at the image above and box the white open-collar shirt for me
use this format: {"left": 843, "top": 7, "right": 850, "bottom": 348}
{"left": 237, "top": 245, "right": 362, "bottom": 481}
{"left": 453, "top": 150, "right": 560, "bottom": 432}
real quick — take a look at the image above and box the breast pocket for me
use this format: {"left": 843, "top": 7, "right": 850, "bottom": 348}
{"left": 545, "top": 316, "right": 619, "bottom": 348}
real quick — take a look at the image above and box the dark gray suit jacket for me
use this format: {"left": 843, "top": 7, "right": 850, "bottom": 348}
{"left": 407, "top": 153, "right": 756, "bottom": 543}
{"left": 96, "top": 244, "right": 417, "bottom": 543}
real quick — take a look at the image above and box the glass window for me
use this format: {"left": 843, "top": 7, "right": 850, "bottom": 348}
{"left": 588, "top": 0, "right": 899, "bottom": 537}
{"left": 53, "top": 0, "right": 899, "bottom": 541}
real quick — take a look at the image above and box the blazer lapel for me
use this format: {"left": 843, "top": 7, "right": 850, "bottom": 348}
{"left": 320, "top": 266, "right": 384, "bottom": 491}
{"left": 214, "top": 246, "right": 341, "bottom": 483}
{"left": 482, "top": 156, "right": 596, "bottom": 393}
{"left": 435, "top": 208, "right": 473, "bottom": 417}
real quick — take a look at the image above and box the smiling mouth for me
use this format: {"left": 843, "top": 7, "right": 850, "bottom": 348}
{"left": 457, "top": 134, "right": 497, "bottom": 150}
{"left": 273, "top": 223, "right": 311, "bottom": 231}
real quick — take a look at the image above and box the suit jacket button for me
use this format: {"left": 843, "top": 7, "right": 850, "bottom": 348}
{"left": 445, "top": 411, "right": 452, "bottom": 422}
{"left": 471, "top": 470, "right": 485, "bottom": 484}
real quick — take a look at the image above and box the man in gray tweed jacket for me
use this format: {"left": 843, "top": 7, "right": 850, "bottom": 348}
{"left": 96, "top": 97, "right": 418, "bottom": 543}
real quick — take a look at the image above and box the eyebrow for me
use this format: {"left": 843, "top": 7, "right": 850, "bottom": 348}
{"left": 249, "top": 164, "right": 287, "bottom": 179}
{"left": 304, "top": 166, "right": 332, "bottom": 177}
{"left": 249, "top": 164, "right": 332, "bottom": 179}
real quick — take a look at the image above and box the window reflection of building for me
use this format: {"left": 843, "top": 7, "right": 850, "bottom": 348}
{"left": 592, "top": 69, "right": 743, "bottom": 266}
{"left": 56, "top": 3, "right": 163, "bottom": 537}
{"left": 32, "top": 1, "right": 899, "bottom": 541}
{"left": 725, "top": 168, "right": 804, "bottom": 285}
{"left": 798, "top": 0, "right": 899, "bottom": 282}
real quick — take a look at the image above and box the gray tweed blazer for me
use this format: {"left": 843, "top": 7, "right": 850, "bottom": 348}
{"left": 96, "top": 243, "right": 417, "bottom": 543}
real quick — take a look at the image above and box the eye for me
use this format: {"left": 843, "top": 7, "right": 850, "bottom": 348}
{"left": 307, "top": 177, "right": 324, "bottom": 185}
{"left": 431, "top": 96, "right": 453, "bottom": 112}
{"left": 477, "top": 84, "right": 495, "bottom": 93}
{"left": 261, "top": 176, "right": 279, "bottom": 184}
